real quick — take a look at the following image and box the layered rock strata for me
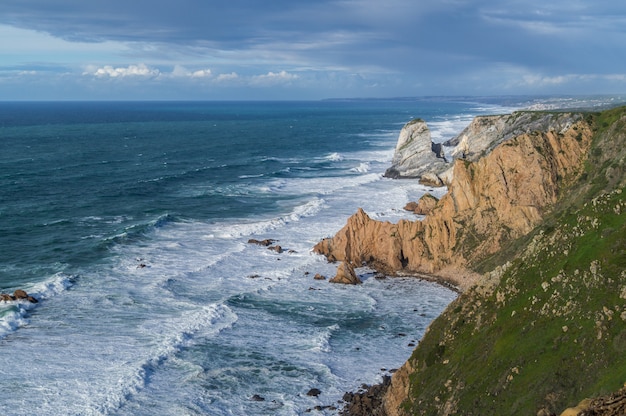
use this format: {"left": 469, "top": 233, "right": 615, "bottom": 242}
{"left": 446, "top": 111, "right": 584, "bottom": 161}
{"left": 383, "top": 112, "right": 584, "bottom": 187}
{"left": 314, "top": 114, "right": 593, "bottom": 290}
{"left": 384, "top": 119, "right": 448, "bottom": 183}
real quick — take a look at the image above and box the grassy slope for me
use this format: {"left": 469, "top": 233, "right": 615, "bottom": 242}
{"left": 401, "top": 107, "right": 626, "bottom": 415}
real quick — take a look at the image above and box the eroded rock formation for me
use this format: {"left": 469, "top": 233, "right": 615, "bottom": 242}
{"left": 329, "top": 261, "right": 361, "bottom": 284}
{"left": 314, "top": 113, "right": 593, "bottom": 289}
{"left": 384, "top": 118, "right": 448, "bottom": 182}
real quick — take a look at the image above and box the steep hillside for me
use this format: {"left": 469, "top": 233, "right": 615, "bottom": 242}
{"left": 382, "top": 107, "right": 626, "bottom": 415}
{"left": 329, "top": 106, "right": 626, "bottom": 416}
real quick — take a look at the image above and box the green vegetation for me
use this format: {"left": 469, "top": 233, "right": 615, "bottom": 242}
{"left": 400, "top": 107, "right": 626, "bottom": 415}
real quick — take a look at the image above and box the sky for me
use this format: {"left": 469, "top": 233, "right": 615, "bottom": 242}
{"left": 0, "top": 0, "right": 625, "bottom": 100}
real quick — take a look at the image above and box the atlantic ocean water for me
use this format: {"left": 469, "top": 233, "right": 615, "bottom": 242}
{"left": 0, "top": 98, "right": 546, "bottom": 415}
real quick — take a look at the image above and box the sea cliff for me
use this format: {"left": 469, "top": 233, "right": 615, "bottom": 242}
{"left": 314, "top": 112, "right": 593, "bottom": 290}
{"left": 316, "top": 107, "right": 626, "bottom": 415}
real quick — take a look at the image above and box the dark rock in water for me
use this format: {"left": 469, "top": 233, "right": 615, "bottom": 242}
{"left": 307, "top": 388, "right": 322, "bottom": 397}
{"left": 251, "top": 394, "right": 265, "bottom": 402}
{"left": 383, "top": 166, "right": 401, "bottom": 179}
{"left": 313, "top": 273, "right": 326, "bottom": 280}
{"left": 248, "top": 238, "right": 276, "bottom": 246}
{"left": 340, "top": 376, "right": 391, "bottom": 416}
{"left": 1, "top": 290, "right": 38, "bottom": 303}
{"left": 13, "top": 289, "right": 28, "bottom": 300}
{"left": 268, "top": 245, "right": 283, "bottom": 253}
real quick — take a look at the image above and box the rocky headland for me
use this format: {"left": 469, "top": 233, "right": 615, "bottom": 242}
{"left": 315, "top": 106, "right": 626, "bottom": 415}
{"left": 315, "top": 111, "right": 592, "bottom": 290}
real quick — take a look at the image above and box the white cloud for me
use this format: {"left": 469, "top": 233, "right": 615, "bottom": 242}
{"left": 250, "top": 70, "right": 299, "bottom": 86}
{"left": 170, "top": 65, "right": 212, "bottom": 78}
{"left": 191, "top": 69, "right": 212, "bottom": 78}
{"left": 85, "top": 63, "right": 160, "bottom": 78}
{"left": 214, "top": 72, "right": 240, "bottom": 83}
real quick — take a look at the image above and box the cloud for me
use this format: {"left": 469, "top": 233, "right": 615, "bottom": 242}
{"left": 85, "top": 63, "right": 160, "bottom": 78}
{"left": 1, "top": 1, "right": 625, "bottom": 99}
{"left": 214, "top": 72, "right": 240, "bottom": 84}
{"left": 170, "top": 65, "right": 212, "bottom": 78}
{"left": 250, "top": 70, "right": 299, "bottom": 86}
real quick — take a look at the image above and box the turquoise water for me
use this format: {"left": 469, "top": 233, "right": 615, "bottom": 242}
{"left": 0, "top": 99, "right": 517, "bottom": 415}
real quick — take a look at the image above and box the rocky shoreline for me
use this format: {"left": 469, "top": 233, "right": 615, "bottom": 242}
{"left": 310, "top": 109, "right": 604, "bottom": 415}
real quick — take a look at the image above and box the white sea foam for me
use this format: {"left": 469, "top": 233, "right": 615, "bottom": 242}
{"left": 0, "top": 272, "right": 74, "bottom": 340}
{"left": 350, "top": 162, "right": 371, "bottom": 173}
{"left": 213, "top": 197, "right": 328, "bottom": 239}
{"left": 325, "top": 152, "right": 344, "bottom": 161}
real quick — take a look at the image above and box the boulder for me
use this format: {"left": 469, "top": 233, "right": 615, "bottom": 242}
{"left": 268, "top": 245, "right": 283, "bottom": 253}
{"left": 418, "top": 172, "right": 444, "bottom": 187}
{"left": 0, "top": 294, "right": 14, "bottom": 302}
{"left": 307, "top": 388, "right": 322, "bottom": 397}
{"left": 313, "top": 273, "right": 326, "bottom": 280}
{"left": 329, "top": 262, "right": 361, "bottom": 285}
{"left": 404, "top": 193, "right": 439, "bottom": 215}
{"left": 14, "top": 289, "right": 28, "bottom": 299}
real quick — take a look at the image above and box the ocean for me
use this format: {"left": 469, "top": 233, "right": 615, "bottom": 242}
{"left": 0, "top": 98, "right": 544, "bottom": 415}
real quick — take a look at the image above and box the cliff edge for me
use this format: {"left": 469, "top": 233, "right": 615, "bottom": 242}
{"left": 317, "top": 107, "right": 626, "bottom": 415}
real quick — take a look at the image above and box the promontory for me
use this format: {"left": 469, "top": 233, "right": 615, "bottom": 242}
{"left": 314, "top": 106, "right": 626, "bottom": 416}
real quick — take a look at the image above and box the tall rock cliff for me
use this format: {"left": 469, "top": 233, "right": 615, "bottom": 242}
{"left": 333, "top": 107, "right": 626, "bottom": 416}
{"left": 314, "top": 112, "right": 593, "bottom": 288}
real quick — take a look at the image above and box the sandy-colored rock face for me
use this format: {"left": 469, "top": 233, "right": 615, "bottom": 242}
{"left": 404, "top": 194, "right": 438, "bottom": 215}
{"left": 313, "top": 116, "right": 593, "bottom": 285}
{"left": 329, "top": 261, "right": 361, "bottom": 284}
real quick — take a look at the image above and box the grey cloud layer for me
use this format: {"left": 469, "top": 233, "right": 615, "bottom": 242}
{"left": 1, "top": 0, "right": 625, "bottom": 99}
